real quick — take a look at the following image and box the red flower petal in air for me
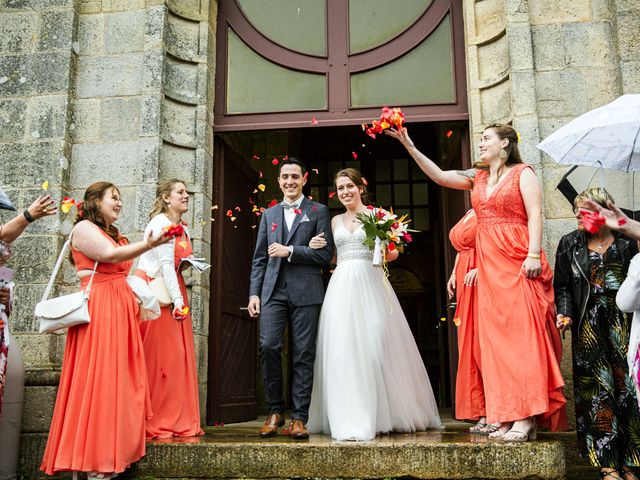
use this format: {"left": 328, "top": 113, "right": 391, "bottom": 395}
{"left": 329, "top": 192, "right": 336, "bottom": 199}
{"left": 311, "top": 117, "right": 318, "bottom": 125}
{"left": 226, "top": 210, "right": 233, "bottom": 217}
{"left": 268, "top": 199, "right": 278, "bottom": 208}
{"left": 259, "top": 171, "right": 263, "bottom": 178}
{"left": 252, "top": 155, "right": 260, "bottom": 160}
{"left": 312, "top": 168, "right": 319, "bottom": 175}
{"left": 283, "top": 155, "right": 288, "bottom": 161}
{"left": 293, "top": 208, "right": 302, "bottom": 215}
{"left": 271, "top": 223, "right": 278, "bottom": 232}
{"left": 352, "top": 151, "right": 358, "bottom": 160}
{"left": 303, "top": 172, "right": 309, "bottom": 182}
{"left": 234, "top": 206, "right": 241, "bottom": 212}
{"left": 272, "top": 158, "right": 279, "bottom": 166}
{"left": 446, "top": 130, "right": 453, "bottom": 138}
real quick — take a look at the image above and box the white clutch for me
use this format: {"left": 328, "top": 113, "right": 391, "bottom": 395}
{"left": 126, "top": 276, "right": 161, "bottom": 320}
{"left": 148, "top": 276, "right": 172, "bottom": 307}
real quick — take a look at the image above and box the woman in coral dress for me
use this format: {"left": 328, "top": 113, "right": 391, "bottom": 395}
{"left": 135, "top": 179, "right": 203, "bottom": 439}
{"left": 41, "top": 182, "right": 170, "bottom": 479}
{"left": 448, "top": 209, "right": 487, "bottom": 430}
{"left": 387, "top": 124, "right": 566, "bottom": 441}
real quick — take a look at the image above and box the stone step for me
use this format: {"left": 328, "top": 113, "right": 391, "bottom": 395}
{"left": 20, "top": 420, "right": 568, "bottom": 479}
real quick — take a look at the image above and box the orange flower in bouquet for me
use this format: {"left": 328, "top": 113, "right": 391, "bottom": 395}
{"left": 363, "top": 107, "right": 405, "bottom": 139}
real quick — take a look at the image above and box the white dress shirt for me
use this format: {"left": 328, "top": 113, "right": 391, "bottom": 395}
{"left": 283, "top": 194, "right": 304, "bottom": 231}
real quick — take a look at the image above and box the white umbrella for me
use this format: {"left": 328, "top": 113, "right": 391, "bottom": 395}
{"left": 537, "top": 94, "right": 640, "bottom": 172}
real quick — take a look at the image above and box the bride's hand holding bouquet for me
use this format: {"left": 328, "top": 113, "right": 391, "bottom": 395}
{"left": 356, "top": 206, "right": 413, "bottom": 267}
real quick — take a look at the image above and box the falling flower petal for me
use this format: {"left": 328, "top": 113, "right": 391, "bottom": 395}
{"left": 258, "top": 184, "right": 266, "bottom": 192}
{"left": 251, "top": 225, "right": 257, "bottom": 229}
{"left": 271, "top": 223, "right": 278, "bottom": 232}
{"left": 311, "top": 205, "right": 317, "bottom": 211}
{"left": 329, "top": 192, "right": 336, "bottom": 199}
{"left": 362, "top": 177, "right": 368, "bottom": 186}
{"left": 446, "top": 130, "right": 453, "bottom": 138}
{"left": 230, "top": 216, "right": 236, "bottom": 222}
{"left": 311, "top": 117, "right": 318, "bottom": 125}
{"left": 267, "top": 199, "right": 278, "bottom": 208}
{"left": 211, "top": 205, "right": 219, "bottom": 210}
{"left": 453, "top": 318, "right": 461, "bottom": 327}
{"left": 234, "top": 206, "right": 241, "bottom": 212}
{"left": 259, "top": 171, "right": 263, "bottom": 178}
{"left": 272, "top": 158, "right": 279, "bottom": 166}
{"left": 226, "top": 210, "right": 233, "bottom": 217}
{"left": 210, "top": 218, "right": 216, "bottom": 222}
{"left": 61, "top": 197, "right": 75, "bottom": 213}
{"left": 303, "top": 172, "right": 309, "bottom": 182}
{"left": 440, "top": 317, "right": 446, "bottom": 322}
{"left": 252, "top": 155, "right": 260, "bottom": 160}
{"left": 283, "top": 155, "right": 288, "bottom": 161}
{"left": 312, "top": 168, "right": 319, "bottom": 175}
{"left": 294, "top": 208, "right": 302, "bottom": 215}
{"left": 253, "top": 189, "right": 258, "bottom": 194}
{"left": 308, "top": 196, "right": 313, "bottom": 200}
{"left": 41, "top": 180, "right": 49, "bottom": 190}
{"left": 352, "top": 152, "right": 358, "bottom": 160}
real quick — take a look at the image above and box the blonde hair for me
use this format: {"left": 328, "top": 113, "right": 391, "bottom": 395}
{"left": 149, "top": 179, "right": 187, "bottom": 219}
{"left": 573, "top": 187, "right": 615, "bottom": 212}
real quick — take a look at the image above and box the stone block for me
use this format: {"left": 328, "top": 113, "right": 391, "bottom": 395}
{"left": 504, "top": 0, "right": 530, "bottom": 22}
{"left": 37, "top": 10, "right": 73, "bottom": 52}
{"left": 0, "top": 141, "right": 65, "bottom": 188}
{"left": 0, "top": 12, "right": 36, "bottom": 53}
{"left": 621, "top": 61, "right": 640, "bottom": 94}
{"left": 166, "top": 0, "right": 208, "bottom": 21}
{"left": 133, "top": 182, "right": 156, "bottom": 230}
{"left": 145, "top": 4, "right": 165, "bottom": 48}
{"left": 190, "top": 285, "right": 209, "bottom": 337}
{"left": 472, "top": 0, "right": 505, "bottom": 42}
{"left": 0, "top": 0, "right": 71, "bottom": 11}
{"left": 592, "top": 0, "right": 614, "bottom": 20}
{"left": 165, "top": 11, "right": 204, "bottom": 62}
{"left": 9, "top": 283, "right": 46, "bottom": 333}
{"left": 563, "top": 22, "right": 616, "bottom": 68}
{"left": 161, "top": 98, "right": 198, "bottom": 147}
{"left": 76, "top": 53, "right": 142, "bottom": 98}
{"left": 0, "top": 98, "right": 26, "bottom": 141}
{"left": 26, "top": 94, "right": 68, "bottom": 140}
{"left": 140, "top": 92, "right": 161, "bottom": 135}
{"left": 70, "top": 97, "right": 100, "bottom": 143}
{"left": 70, "top": 137, "right": 159, "bottom": 188}
{"left": 532, "top": 24, "right": 565, "bottom": 71}
{"left": 510, "top": 71, "right": 536, "bottom": 116}
{"left": 12, "top": 333, "right": 57, "bottom": 366}
{"left": 104, "top": 10, "right": 144, "bottom": 54}
{"left": 506, "top": 22, "right": 534, "bottom": 72}
{"left": 512, "top": 115, "right": 541, "bottom": 165}
{"left": 479, "top": 79, "right": 512, "bottom": 125}
{"left": 142, "top": 48, "right": 163, "bottom": 91}
{"left": 529, "top": 0, "right": 592, "bottom": 25}
{"left": 0, "top": 52, "right": 70, "bottom": 97}
{"left": 100, "top": 96, "right": 141, "bottom": 142}
{"left": 10, "top": 234, "right": 60, "bottom": 286}
{"left": 163, "top": 55, "right": 200, "bottom": 104}
{"left": 476, "top": 34, "right": 509, "bottom": 83}
{"left": 101, "top": 0, "right": 144, "bottom": 12}
{"left": 543, "top": 217, "right": 577, "bottom": 264}
{"left": 159, "top": 142, "right": 196, "bottom": 182}
{"left": 77, "top": 12, "right": 104, "bottom": 56}
{"left": 616, "top": 9, "right": 640, "bottom": 62}
{"left": 194, "top": 145, "right": 212, "bottom": 196}
{"left": 541, "top": 165, "right": 578, "bottom": 219}
{"left": 22, "top": 385, "right": 57, "bottom": 432}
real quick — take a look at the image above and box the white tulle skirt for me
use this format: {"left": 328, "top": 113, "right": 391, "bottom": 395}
{"left": 308, "top": 258, "right": 442, "bottom": 441}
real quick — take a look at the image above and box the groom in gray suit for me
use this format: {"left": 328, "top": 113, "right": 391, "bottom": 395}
{"left": 248, "top": 157, "right": 333, "bottom": 439}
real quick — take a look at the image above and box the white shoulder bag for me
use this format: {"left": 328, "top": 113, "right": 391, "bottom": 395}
{"left": 35, "top": 232, "right": 97, "bottom": 334}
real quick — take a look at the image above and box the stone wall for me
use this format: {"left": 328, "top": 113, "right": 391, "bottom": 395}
{"left": 0, "top": 1, "right": 215, "bottom": 472}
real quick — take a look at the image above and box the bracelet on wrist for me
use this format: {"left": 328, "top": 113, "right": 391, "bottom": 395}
{"left": 23, "top": 209, "right": 34, "bottom": 223}
{"left": 527, "top": 253, "right": 541, "bottom": 259}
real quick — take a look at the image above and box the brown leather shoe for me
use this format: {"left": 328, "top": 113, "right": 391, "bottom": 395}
{"left": 290, "top": 419, "right": 309, "bottom": 440}
{"left": 260, "top": 413, "right": 285, "bottom": 438}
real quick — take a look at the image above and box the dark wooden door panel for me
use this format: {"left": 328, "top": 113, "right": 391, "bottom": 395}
{"left": 207, "top": 140, "right": 258, "bottom": 424}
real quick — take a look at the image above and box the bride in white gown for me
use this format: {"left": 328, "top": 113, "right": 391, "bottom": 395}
{"left": 307, "top": 168, "right": 442, "bottom": 441}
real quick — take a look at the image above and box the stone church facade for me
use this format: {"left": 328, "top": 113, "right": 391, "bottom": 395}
{"left": 0, "top": 0, "right": 638, "bottom": 471}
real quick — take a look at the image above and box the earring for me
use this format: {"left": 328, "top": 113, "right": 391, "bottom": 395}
{"left": 499, "top": 148, "right": 508, "bottom": 159}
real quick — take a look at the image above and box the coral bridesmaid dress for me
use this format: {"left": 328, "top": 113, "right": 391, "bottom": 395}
{"left": 470, "top": 164, "right": 567, "bottom": 430}
{"left": 136, "top": 235, "right": 203, "bottom": 439}
{"left": 41, "top": 231, "right": 147, "bottom": 476}
{"left": 449, "top": 210, "right": 485, "bottom": 421}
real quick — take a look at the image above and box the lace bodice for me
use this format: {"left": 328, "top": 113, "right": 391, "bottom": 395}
{"left": 334, "top": 215, "right": 374, "bottom": 264}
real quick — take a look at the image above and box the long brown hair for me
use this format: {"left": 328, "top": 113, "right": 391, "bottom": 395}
{"left": 70, "top": 182, "right": 124, "bottom": 263}
{"left": 149, "top": 179, "right": 186, "bottom": 219}
{"left": 475, "top": 123, "right": 524, "bottom": 169}
{"left": 334, "top": 168, "right": 370, "bottom": 206}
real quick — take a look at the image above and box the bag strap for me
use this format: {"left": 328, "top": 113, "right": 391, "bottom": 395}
{"left": 40, "top": 229, "right": 98, "bottom": 303}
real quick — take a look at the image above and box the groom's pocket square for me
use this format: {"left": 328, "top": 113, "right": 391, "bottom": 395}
{"left": 301, "top": 214, "right": 310, "bottom": 223}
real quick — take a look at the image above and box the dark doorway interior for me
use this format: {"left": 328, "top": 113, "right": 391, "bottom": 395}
{"left": 207, "top": 122, "right": 470, "bottom": 424}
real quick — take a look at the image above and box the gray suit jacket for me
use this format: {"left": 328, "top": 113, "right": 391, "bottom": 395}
{"left": 249, "top": 197, "right": 333, "bottom": 306}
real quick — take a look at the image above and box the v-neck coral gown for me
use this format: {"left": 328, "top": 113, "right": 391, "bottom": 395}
{"left": 136, "top": 235, "right": 203, "bottom": 439}
{"left": 470, "top": 164, "right": 567, "bottom": 430}
{"left": 41, "top": 231, "right": 148, "bottom": 476}
{"left": 449, "top": 211, "right": 485, "bottom": 421}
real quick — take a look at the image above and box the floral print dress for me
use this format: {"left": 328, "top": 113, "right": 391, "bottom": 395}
{"left": 573, "top": 244, "right": 640, "bottom": 468}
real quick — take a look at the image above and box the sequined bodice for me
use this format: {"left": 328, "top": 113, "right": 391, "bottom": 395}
{"left": 335, "top": 216, "right": 374, "bottom": 263}
{"left": 470, "top": 164, "right": 530, "bottom": 226}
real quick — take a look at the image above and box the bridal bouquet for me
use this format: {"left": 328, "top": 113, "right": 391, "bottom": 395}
{"left": 356, "top": 206, "right": 413, "bottom": 267}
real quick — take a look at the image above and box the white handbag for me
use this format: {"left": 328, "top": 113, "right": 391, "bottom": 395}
{"left": 35, "top": 232, "right": 98, "bottom": 334}
{"left": 148, "top": 276, "right": 172, "bottom": 307}
{"left": 126, "top": 276, "right": 161, "bottom": 320}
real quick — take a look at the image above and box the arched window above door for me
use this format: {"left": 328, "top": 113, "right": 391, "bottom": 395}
{"left": 214, "top": 0, "right": 467, "bottom": 131}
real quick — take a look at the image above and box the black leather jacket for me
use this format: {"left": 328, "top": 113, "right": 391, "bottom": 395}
{"left": 553, "top": 229, "right": 638, "bottom": 333}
